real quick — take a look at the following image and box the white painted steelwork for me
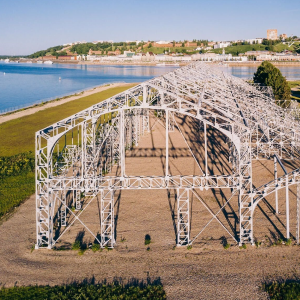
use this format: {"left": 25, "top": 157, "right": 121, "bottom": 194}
{"left": 36, "top": 62, "right": 300, "bottom": 249}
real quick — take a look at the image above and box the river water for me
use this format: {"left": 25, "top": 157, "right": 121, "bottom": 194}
{"left": 0, "top": 62, "right": 300, "bottom": 113}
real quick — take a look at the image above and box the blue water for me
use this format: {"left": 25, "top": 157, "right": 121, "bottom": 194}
{"left": 0, "top": 62, "right": 177, "bottom": 112}
{"left": 225, "top": 65, "right": 300, "bottom": 81}
{"left": 1, "top": 62, "right": 300, "bottom": 113}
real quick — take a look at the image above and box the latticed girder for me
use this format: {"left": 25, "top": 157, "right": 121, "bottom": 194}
{"left": 177, "top": 188, "right": 190, "bottom": 246}
{"left": 101, "top": 189, "right": 114, "bottom": 248}
{"left": 35, "top": 62, "right": 300, "bottom": 249}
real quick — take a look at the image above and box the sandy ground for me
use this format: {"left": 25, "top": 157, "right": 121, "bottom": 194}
{"left": 0, "top": 115, "right": 300, "bottom": 299}
{"left": 0, "top": 82, "right": 136, "bottom": 125}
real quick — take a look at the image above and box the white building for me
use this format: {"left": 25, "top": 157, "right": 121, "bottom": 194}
{"left": 214, "top": 42, "right": 231, "bottom": 49}
{"left": 192, "top": 52, "right": 247, "bottom": 62}
{"left": 246, "top": 38, "right": 263, "bottom": 44}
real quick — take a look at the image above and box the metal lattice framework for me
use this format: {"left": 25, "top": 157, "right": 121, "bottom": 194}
{"left": 35, "top": 62, "right": 300, "bottom": 249}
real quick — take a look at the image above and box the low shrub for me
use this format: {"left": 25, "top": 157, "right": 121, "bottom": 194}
{"left": 223, "top": 243, "right": 230, "bottom": 249}
{"left": 285, "top": 238, "right": 292, "bottom": 246}
{"left": 264, "top": 280, "right": 300, "bottom": 299}
{"left": 0, "top": 152, "right": 35, "bottom": 218}
{"left": 145, "top": 234, "right": 151, "bottom": 245}
{"left": 91, "top": 243, "right": 100, "bottom": 252}
{"left": 0, "top": 279, "right": 166, "bottom": 299}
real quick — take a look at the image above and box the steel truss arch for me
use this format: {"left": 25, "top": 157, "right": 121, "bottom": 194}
{"left": 35, "top": 62, "right": 300, "bottom": 249}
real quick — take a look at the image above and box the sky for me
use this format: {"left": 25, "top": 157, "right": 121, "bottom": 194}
{"left": 0, "top": 0, "right": 299, "bottom": 55}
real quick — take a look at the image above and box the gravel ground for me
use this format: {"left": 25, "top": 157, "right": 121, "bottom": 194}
{"left": 0, "top": 115, "right": 299, "bottom": 299}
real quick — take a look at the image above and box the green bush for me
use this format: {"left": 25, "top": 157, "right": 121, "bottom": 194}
{"left": 0, "top": 152, "right": 34, "bottom": 179}
{"left": 71, "top": 240, "right": 81, "bottom": 251}
{"left": 223, "top": 243, "right": 230, "bottom": 249}
{"left": 264, "top": 280, "right": 300, "bottom": 299}
{"left": 91, "top": 243, "right": 100, "bottom": 252}
{"left": 0, "top": 280, "right": 166, "bottom": 299}
{"left": 0, "top": 152, "right": 35, "bottom": 218}
{"left": 285, "top": 238, "right": 292, "bottom": 246}
{"left": 145, "top": 234, "right": 151, "bottom": 245}
{"left": 253, "top": 61, "right": 291, "bottom": 106}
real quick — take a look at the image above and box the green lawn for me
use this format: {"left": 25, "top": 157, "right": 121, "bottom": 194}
{"left": 0, "top": 84, "right": 136, "bottom": 157}
{"left": 0, "top": 85, "right": 136, "bottom": 219}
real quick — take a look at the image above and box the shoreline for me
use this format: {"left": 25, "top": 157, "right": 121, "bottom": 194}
{"left": 0, "top": 82, "right": 137, "bottom": 125}
{"left": 226, "top": 61, "right": 300, "bottom": 67}
{"left": 13, "top": 59, "right": 300, "bottom": 67}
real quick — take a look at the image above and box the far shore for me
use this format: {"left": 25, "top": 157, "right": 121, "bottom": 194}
{"left": 14, "top": 59, "right": 300, "bottom": 67}
{"left": 0, "top": 82, "right": 137, "bottom": 125}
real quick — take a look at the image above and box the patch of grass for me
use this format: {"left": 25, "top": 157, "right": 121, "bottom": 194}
{"left": 0, "top": 279, "right": 166, "bottom": 299}
{"left": 288, "top": 81, "right": 300, "bottom": 89}
{"left": 71, "top": 240, "right": 81, "bottom": 251}
{"left": 145, "top": 234, "right": 151, "bottom": 245}
{"left": 239, "top": 244, "right": 247, "bottom": 249}
{"left": 255, "top": 241, "right": 262, "bottom": 248}
{"left": 187, "top": 245, "right": 192, "bottom": 250}
{"left": 91, "top": 243, "right": 101, "bottom": 252}
{"left": 0, "top": 171, "right": 35, "bottom": 218}
{"left": 285, "top": 238, "right": 292, "bottom": 246}
{"left": 0, "top": 85, "right": 137, "bottom": 156}
{"left": 264, "top": 280, "right": 300, "bottom": 299}
{"left": 223, "top": 243, "right": 230, "bottom": 249}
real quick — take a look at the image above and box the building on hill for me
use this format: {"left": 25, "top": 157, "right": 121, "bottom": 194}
{"left": 141, "top": 52, "right": 155, "bottom": 61}
{"left": 245, "top": 50, "right": 272, "bottom": 57}
{"left": 58, "top": 55, "right": 76, "bottom": 60}
{"left": 41, "top": 56, "right": 57, "bottom": 61}
{"left": 267, "top": 29, "right": 278, "bottom": 40}
{"left": 280, "top": 34, "right": 287, "bottom": 40}
{"left": 123, "top": 51, "right": 135, "bottom": 57}
{"left": 207, "top": 41, "right": 216, "bottom": 47}
{"left": 107, "top": 49, "right": 121, "bottom": 56}
{"left": 214, "top": 42, "right": 231, "bottom": 49}
{"left": 89, "top": 49, "right": 102, "bottom": 55}
{"left": 246, "top": 38, "right": 263, "bottom": 44}
{"left": 153, "top": 41, "right": 173, "bottom": 47}
{"left": 184, "top": 41, "right": 197, "bottom": 47}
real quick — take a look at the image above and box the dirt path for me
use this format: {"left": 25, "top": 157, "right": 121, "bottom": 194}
{"left": 0, "top": 115, "right": 299, "bottom": 299}
{"left": 0, "top": 82, "right": 136, "bottom": 125}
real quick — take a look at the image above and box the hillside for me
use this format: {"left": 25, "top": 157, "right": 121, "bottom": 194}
{"left": 27, "top": 40, "right": 300, "bottom": 58}
{"left": 212, "top": 42, "right": 300, "bottom": 55}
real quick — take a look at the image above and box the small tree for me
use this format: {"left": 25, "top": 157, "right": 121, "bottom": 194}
{"left": 253, "top": 61, "right": 291, "bottom": 107}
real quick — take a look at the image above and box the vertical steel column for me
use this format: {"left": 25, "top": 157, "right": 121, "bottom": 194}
{"left": 204, "top": 123, "right": 208, "bottom": 176}
{"left": 75, "top": 190, "right": 81, "bottom": 210}
{"left": 100, "top": 189, "right": 115, "bottom": 248}
{"left": 120, "top": 109, "right": 125, "bottom": 177}
{"left": 61, "top": 190, "right": 67, "bottom": 226}
{"left": 286, "top": 175, "right": 290, "bottom": 239}
{"left": 35, "top": 133, "right": 52, "bottom": 249}
{"left": 297, "top": 184, "right": 300, "bottom": 245}
{"left": 274, "top": 156, "right": 278, "bottom": 214}
{"left": 168, "top": 111, "right": 175, "bottom": 132}
{"left": 177, "top": 188, "right": 190, "bottom": 246}
{"left": 165, "top": 109, "right": 169, "bottom": 177}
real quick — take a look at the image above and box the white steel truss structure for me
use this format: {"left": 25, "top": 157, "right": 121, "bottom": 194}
{"left": 35, "top": 62, "right": 300, "bottom": 249}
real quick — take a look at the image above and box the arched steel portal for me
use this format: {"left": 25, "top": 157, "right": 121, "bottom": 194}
{"left": 35, "top": 62, "right": 300, "bottom": 249}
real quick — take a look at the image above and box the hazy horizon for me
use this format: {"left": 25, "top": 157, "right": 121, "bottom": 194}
{"left": 0, "top": 0, "right": 299, "bottom": 55}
